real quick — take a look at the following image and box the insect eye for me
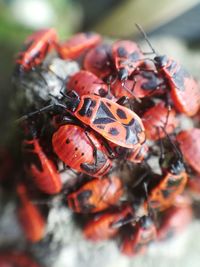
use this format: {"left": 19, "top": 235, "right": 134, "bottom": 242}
{"left": 98, "top": 88, "right": 107, "bottom": 97}
{"left": 154, "top": 55, "right": 168, "bottom": 67}
{"left": 118, "top": 68, "right": 129, "bottom": 81}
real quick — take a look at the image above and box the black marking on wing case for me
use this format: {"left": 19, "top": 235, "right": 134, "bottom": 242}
{"left": 93, "top": 102, "right": 115, "bottom": 124}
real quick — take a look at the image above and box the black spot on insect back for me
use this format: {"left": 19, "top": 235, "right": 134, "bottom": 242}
{"left": 129, "top": 52, "right": 140, "bottom": 61}
{"left": 172, "top": 65, "right": 190, "bottom": 91}
{"left": 116, "top": 108, "right": 127, "bottom": 119}
{"left": 109, "top": 127, "right": 119, "bottom": 136}
{"left": 117, "top": 47, "right": 128, "bottom": 57}
{"left": 99, "top": 88, "right": 107, "bottom": 97}
{"left": 161, "top": 189, "right": 170, "bottom": 198}
{"left": 77, "top": 190, "right": 92, "bottom": 202}
{"left": 78, "top": 98, "right": 96, "bottom": 117}
{"left": 167, "top": 178, "right": 182, "bottom": 188}
{"left": 96, "top": 125, "right": 105, "bottom": 130}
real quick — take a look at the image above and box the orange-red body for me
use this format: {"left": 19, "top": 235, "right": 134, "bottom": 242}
{"left": 147, "top": 136, "right": 188, "bottom": 211}
{"left": 67, "top": 175, "right": 123, "bottom": 213}
{"left": 111, "top": 71, "right": 164, "bottom": 99}
{"left": 157, "top": 204, "right": 193, "bottom": 241}
{"left": 56, "top": 32, "right": 102, "bottom": 59}
{"left": 112, "top": 40, "right": 143, "bottom": 80}
{"left": 17, "top": 183, "right": 45, "bottom": 243}
{"left": 127, "top": 143, "right": 148, "bottom": 163}
{"left": 52, "top": 124, "right": 112, "bottom": 177}
{"left": 0, "top": 251, "right": 41, "bottom": 267}
{"left": 83, "top": 205, "right": 133, "bottom": 241}
{"left": 74, "top": 95, "right": 146, "bottom": 149}
{"left": 155, "top": 57, "right": 200, "bottom": 116}
{"left": 121, "top": 216, "right": 157, "bottom": 257}
{"left": 83, "top": 43, "right": 112, "bottom": 79}
{"left": 67, "top": 70, "right": 109, "bottom": 97}
{"left": 148, "top": 169, "right": 188, "bottom": 211}
{"left": 177, "top": 128, "right": 200, "bottom": 175}
{"left": 142, "top": 101, "right": 178, "bottom": 141}
{"left": 23, "top": 138, "right": 62, "bottom": 194}
{"left": 16, "top": 28, "right": 58, "bottom": 73}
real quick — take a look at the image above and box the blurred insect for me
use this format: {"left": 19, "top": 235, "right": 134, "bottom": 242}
{"left": 83, "top": 204, "right": 137, "bottom": 241}
{"left": 67, "top": 175, "right": 123, "bottom": 213}
{"left": 56, "top": 32, "right": 102, "bottom": 59}
{"left": 112, "top": 40, "right": 143, "bottom": 81}
{"left": 142, "top": 101, "right": 178, "bottom": 141}
{"left": 22, "top": 125, "right": 62, "bottom": 194}
{"left": 136, "top": 23, "right": 200, "bottom": 116}
{"left": 147, "top": 131, "right": 188, "bottom": 211}
{"left": 157, "top": 201, "right": 193, "bottom": 241}
{"left": 83, "top": 43, "right": 113, "bottom": 79}
{"left": 67, "top": 70, "right": 110, "bottom": 97}
{"left": 0, "top": 251, "right": 41, "bottom": 267}
{"left": 17, "top": 183, "right": 46, "bottom": 243}
{"left": 15, "top": 28, "right": 58, "bottom": 74}
{"left": 177, "top": 128, "right": 200, "bottom": 175}
{"left": 120, "top": 215, "right": 157, "bottom": 257}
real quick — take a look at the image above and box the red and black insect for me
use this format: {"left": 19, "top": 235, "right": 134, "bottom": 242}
{"left": 137, "top": 24, "right": 200, "bottom": 116}
{"left": 19, "top": 93, "right": 146, "bottom": 152}
{"left": 127, "top": 143, "right": 149, "bottom": 163}
{"left": 177, "top": 128, "right": 200, "bottom": 175}
{"left": 142, "top": 101, "right": 178, "bottom": 141}
{"left": 0, "top": 251, "right": 41, "bottom": 267}
{"left": 120, "top": 215, "right": 157, "bottom": 257}
{"left": 67, "top": 175, "right": 123, "bottom": 213}
{"left": 83, "top": 43, "right": 113, "bottom": 79}
{"left": 83, "top": 204, "right": 135, "bottom": 241}
{"left": 67, "top": 70, "right": 110, "bottom": 98}
{"left": 106, "top": 140, "right": 148, "bottom": 164}
{"left": 157, "top": 201, "right": 193, "bottom": 241}
{"left": 155, "top": 57, "right": 200, "bottom": 116}
{"left": 22, "top": 132, "right": 62, "bottom": 195}
{"left": 52, "top": 122, "right": 112, "bottom": 177}
{"left": 15, "top": 28, "right": 58, "bottom": 74}
{"left": 17, "top": 183, "right": 46, "bottom": 243}
{"left": 112, "top": 40, "right": 144, "bottom": 81}
{"left": 73, "top": 94, "right": 146, "bottom": 149}
{"left": 56, "top": 32, "right": 102, "bottom": 60}
{"left": 110, "top": 66, "right": 165, "bottom": 99}
{"left": 147, "top": 134, "right": 188, "bottom": 211}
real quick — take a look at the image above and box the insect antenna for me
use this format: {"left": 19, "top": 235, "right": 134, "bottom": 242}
{"left": 135, "top": 23, "right": 158, "bottom": 55}
{"left": 161, "top": 126, "right": 183, "bottom": 160}
{"left": 163, "top": 104, "right": 171, "bottom": 132}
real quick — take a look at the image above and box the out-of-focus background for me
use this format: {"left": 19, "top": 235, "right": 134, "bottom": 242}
{"left": 1, "top": 1, "right": 200, "bottom": 266}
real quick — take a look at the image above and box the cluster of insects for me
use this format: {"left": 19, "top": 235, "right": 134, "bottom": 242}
{"left": 1, "top": 26, "right": 200, "bottom": 265}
